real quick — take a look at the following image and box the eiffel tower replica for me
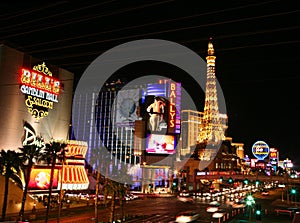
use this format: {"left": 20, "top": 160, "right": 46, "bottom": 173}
{"left": 199, "top": 38, "right": 227, "bottom": 150}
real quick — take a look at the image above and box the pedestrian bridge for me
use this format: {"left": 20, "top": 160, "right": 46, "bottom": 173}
{"left": 194, "top": 171, "right": 300, "bottom": 184}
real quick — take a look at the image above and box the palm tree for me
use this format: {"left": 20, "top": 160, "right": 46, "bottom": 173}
{"left": 18, "top": 141, "right": 45, "bottom": 221}
{"left": 0, "top": 150, "right": 23, "bottom": 221}
{"left": 112, "top": 163, "right": 132, "bottom": 221}
{"left": 102, "top": 178, "right": 129, "bottom": 222}
{"left": 94, "top": 170, "right": 101, "bottom": 223}
{"left": 57, "top": 147, "right": 68, "bottom": 223}
{"left": 115, "top": 182, "right": 127, "bottom": 222}
{"left": 102, "top": 179, "right": 119, "bottom": 222}
{"left": 43, "top": 140, "right": 67, "bottom": 223}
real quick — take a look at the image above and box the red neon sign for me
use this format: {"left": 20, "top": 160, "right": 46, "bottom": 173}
{"left": 20, "top": 68, "right": 60, "bottom": 95}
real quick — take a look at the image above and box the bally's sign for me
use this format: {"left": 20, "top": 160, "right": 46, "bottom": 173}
{"left": 20, "top": 62, "right": 60, "bottom": 120}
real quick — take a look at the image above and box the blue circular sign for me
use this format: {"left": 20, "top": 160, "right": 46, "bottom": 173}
{"left": 252, "top": 141, "right": 270, "bottom": 160}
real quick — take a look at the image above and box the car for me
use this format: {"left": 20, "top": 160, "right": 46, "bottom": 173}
{"left": 212, "top": 210, "right": 227, "bottom": 219}
{"left": 177, "top": 196, "right": 194, "bottom": 203}
{"left": 206, "top": 205, "right": 219, "bottom": 213}
{"left": 231, "top": 202, "right": 246, "bottom": 209}
{"left": 261, "top": 191, "right": 269, "bottom": 196}
{"left": 155, "top": 187, "right": 169, "bottom": 194}
{"left": 124, "top": 195, "right": 132, "bottom": 201}
{"left": 127, "top": 193, "right": 139, "bottom": 199}
{"left": 209, "top": 201, "right": 220, "bottom": 206}
{"left": 175, "top": 211, "right": 200, "bottom": 223}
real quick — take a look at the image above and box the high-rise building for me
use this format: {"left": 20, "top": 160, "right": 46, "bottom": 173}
{"left": 72, "top": 78, "right": 182, "bottom": 180}
{"left": 180, "top": 110, "right": 203, "bottom": 157}
{"left": 72, "top": 79, "right": 141, "bottom": 171}
{"left": 0, "top": 44, "right": 74, "bottom": 150}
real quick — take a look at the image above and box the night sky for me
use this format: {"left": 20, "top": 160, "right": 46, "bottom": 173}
{"left": 1, "top": 1, "right": 299, "bottom": 168}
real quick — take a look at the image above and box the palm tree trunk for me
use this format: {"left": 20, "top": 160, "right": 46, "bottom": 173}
{"left": 94, "top": 171, "right": 100, "bottom": 222}
{"left": 109, "top": 192, "right": 115, "bottom": 223}
{"left": 57, "top": 160, "right": 65, "bottom": 223}
{"left": 120, "top": 197, "right": 124, "bottom": 221}
{"left": 1, "top": 176, "right": 9, "bottom": 221}
{"left": 19, "top": 162, "right": 33, "bottom": 220}
{"left": 45, "top": 157, "right": 56, "bottom": 223}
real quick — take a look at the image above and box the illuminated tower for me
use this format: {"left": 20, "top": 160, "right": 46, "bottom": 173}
{"left": 200, "top": 38, "right": 226, "bottom": 143}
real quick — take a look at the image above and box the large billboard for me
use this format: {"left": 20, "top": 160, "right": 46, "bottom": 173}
{"left": 145, "top": 95, "right": 168, "bottom": 133}
{"left": 115, "top": 89, "right": 140, "bottom": 127}
{"left": 145, "top": 134, "right": 176, "bottom": 154}
{"left": 143, "top": 80, "right": 181, "bottom": 135}
{"left": 28, "top": 167, "right": 59, "bottom": 190}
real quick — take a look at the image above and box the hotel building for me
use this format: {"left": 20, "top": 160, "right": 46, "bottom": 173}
{"left": 0, "top": 43, "right": 89, "bottom": 214}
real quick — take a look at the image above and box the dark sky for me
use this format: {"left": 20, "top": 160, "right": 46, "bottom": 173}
{"left": 1, "top": 1, "right": 299, "bottom": 167}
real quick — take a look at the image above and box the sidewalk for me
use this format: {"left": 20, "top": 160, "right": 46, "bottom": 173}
{"left": 228, "top": 213, "right": 294, "bottom": 223}
{"left": 228, "top": 207, "right": 296, "bottom": 223}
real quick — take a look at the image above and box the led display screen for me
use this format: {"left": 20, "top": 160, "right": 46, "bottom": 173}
{"left": 28, "top": 167, "right": 59, "bottom": 190}
{"left": 146, "top": 134, "right": 176, "bottom": 154}
{"left": 144, "top": 95, "right": 168, "bottom": 133}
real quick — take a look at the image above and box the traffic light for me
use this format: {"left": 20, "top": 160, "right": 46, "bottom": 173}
{"left": 246, "top": 194, "right": 255, "bottom": 206}
{"left": 255, "top": 203, "right": 262, "bottom": 221}
{"left": 219, "top": 176, "right": 223, "bottom": 182}
{"left": 255, "top": 180, "right": 260, "bottom": 185}
{"left": 243, "top": 179, "right": 249, "bottom": 185}
{"left": 173, "top": 179, "right": 178, "bottom": 187}
{"left": 228, "top": 177, "right": 233, "bottom": 184}
{"left": 291, "top": 188, "right": 297, "bottom": 194}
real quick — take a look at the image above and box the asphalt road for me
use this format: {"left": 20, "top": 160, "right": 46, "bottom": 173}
{"left": 27, "top": 188, "right": 299, "bottom": 223}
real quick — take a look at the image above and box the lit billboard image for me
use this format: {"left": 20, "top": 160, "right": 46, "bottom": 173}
{"left": 115, "top": 89, "right": 140, "bottom": 127}
{"left": 144, "top": 80, "right": 181, "bottom": 134}
{"left": 28, "top": 167, "right": 59, "bottom": 190}
{"left": 145, "top": 134, "right": 176, "bottom": 154}
{"left": 145, "top": 95, "right": 168, "bottom": 133}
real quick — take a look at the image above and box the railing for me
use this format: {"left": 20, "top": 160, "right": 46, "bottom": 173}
{"left": 193, "top": 171, "right": 300, "bottom": 183}
{"left": 274, "top": 209, "right": 293, "bottom": 217}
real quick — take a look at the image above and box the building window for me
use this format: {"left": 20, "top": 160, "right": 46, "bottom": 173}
{"left": 221, "top": 163, "right": 224, "bottom": 169}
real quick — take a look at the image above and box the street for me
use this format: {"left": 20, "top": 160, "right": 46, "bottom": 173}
{"left": 28, "top": 188, "right": 299, "bottom": 223}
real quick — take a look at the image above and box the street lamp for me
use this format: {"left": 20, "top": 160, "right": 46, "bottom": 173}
{"left": 246, "top": 194, "right": 255, "bottom": 206}
{"left": 246, "top": 194, "right": 255, "bottom": 221}
{"left": 255, "top": 180, "right": 260, "bottom": 186}
{"left": 291, "top": 188, "right": 296, "bottom": 195}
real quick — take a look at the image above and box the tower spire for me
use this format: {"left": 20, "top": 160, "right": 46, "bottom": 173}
{"left": 200, "top": 38, "right": 225, "bottom": 144}
{"left": 208, "top": 37, "right": 214, "bottom": 56}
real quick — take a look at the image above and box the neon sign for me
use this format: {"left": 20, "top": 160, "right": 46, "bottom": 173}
{"left": 22, "top": 121, "right": 45, "bottom": 148}
{"left": 252, "top": 140, "right": 270, "bottom": 160}
{"left": 169, "top": 82, "right": 176, "bottom": 130}
{"left": 168, "top": 81, "right": 181, "bottom": 134}
{"left": 20, "top": 62, "right": 60, "bottom": 120}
